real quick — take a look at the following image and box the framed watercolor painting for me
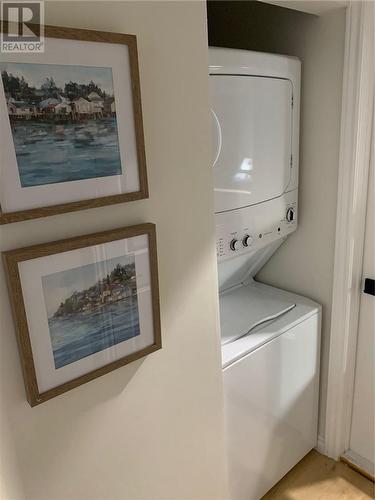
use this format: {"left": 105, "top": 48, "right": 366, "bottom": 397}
{"left": 0, "top": 25, "right": 148, "bottom": 224}
{"left": 3, "top": 223, "right": 161, "bottom": 406}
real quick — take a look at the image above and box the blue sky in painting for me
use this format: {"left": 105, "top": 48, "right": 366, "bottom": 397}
{"left": 42, "top": 254, "right": 135, "bottom": 318}
{"left": 0, "top": 62, "right": 115, "bottom": 95}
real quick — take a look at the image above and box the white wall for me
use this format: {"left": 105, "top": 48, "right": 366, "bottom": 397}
{"left": 0, "top": 2, "right": 227, "bottom": 499}
{"left": 257, "top": 7, "right": 346, "bottom": 440}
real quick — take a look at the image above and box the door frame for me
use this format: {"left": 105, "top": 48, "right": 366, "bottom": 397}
{"left": 324, "top": 1, "right": 374, "bottom": 460}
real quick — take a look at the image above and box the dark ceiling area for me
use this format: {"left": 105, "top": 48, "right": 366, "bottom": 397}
{"left": 207, "top": 1, "right": 316, "bottom": 55}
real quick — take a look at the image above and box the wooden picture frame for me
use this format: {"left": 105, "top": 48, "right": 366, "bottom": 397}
{"left": 3, "top": 223, "right": 161, "bottom": 406}
{"left": 0, "top": 25, "right": 148, "bottom": 224}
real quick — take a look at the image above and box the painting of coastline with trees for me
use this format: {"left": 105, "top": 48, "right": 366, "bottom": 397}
{"left": 0, "top": 62, "right": 122, "bottom": 187}
{"left": 42, "top": 254, "right": 140, "bottom": 369}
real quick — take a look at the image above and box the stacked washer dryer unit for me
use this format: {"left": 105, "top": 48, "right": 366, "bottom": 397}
{"left": 210, "top": 48, "right": 322, "bottom": 500}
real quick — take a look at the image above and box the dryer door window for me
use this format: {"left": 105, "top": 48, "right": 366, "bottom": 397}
{"left": 210, "top": 75, "right": 293, "bottom": 213}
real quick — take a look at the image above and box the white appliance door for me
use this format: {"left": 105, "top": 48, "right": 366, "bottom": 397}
{"left": 210, "top": 75, "right": 293, "bottom": 213}
{"left": 223, "top": 314, "right": 320, "bottom": 500}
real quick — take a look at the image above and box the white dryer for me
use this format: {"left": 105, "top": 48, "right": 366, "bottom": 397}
{"left": 210, "top": 48, "right": 321, "bottom": 500}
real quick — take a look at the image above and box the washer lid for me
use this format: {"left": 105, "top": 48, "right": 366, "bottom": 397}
{"left": 210, "top": 75, "right": 293, "bottom": 213}
{"left": 220, "top": 281, "right": 295, "bottom": 345}
{"left": 220, "top": 282, "right": 321, "bottom": 369}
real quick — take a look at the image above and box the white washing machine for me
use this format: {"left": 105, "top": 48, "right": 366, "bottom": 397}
{"left": 210, "top": 48, "right": 321, "bottom": 500}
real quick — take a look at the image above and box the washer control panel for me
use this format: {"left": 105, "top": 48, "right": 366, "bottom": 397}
{"left": 216, "top": 192, "right": 298, "bottom": 261}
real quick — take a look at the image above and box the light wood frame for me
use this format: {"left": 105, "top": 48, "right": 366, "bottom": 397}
{"left": 324, "top": 1, "right": 374, "bottom": 460}
{"left": 0, "top": 24, "right": 148, "bottom": 224}
{"left": 3, "top": 223, "right": 161, "bottom": 406}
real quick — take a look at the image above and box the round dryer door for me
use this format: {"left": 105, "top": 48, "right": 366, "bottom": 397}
{"left": 210, "top": 75, "right": 293, "bottom": 214}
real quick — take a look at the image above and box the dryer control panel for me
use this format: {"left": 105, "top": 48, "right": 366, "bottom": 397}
{"left": 216, "top": 191, "right": 297, "bottom": 262}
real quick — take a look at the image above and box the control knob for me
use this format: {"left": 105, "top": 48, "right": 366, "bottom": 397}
{"left": 286, "top": 207, "right": 295, "bottom": 222}
{"left": 242, "top": 235, "right": 252, "bottom": 247}
{"left": 229, "top": 239, "right": 241, "bottom": 251}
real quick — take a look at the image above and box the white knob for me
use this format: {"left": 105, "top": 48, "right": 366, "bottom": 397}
{"left": 230, "top": 239, "right": 241, "bottom": 251}
{"left": 242, "top": 235, "right": 252, "bottom": 247}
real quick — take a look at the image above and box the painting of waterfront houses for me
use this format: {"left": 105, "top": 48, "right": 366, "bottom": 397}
{"left": 42, "top": 255, "right": 140, "bottom": 369}
{"left": 0, "top": 62, "right": 122, "bottom": 187}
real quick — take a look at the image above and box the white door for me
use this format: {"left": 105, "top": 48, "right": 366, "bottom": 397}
{"left": 210, "top": 76, "right": 293, "bottom": 213}
{"left": 348, "top": 135, "right": 375, "bottom": 476}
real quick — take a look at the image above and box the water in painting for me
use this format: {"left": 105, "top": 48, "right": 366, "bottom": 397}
{"left": 42, "top": 255, "right": 140, "bottom": 369}
{"left": 0, "top": 62, "right": 123, "bottom": 187}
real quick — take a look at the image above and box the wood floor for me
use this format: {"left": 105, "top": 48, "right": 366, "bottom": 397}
{"left": 262, "top": 450, "right": 375, "bottom": 499}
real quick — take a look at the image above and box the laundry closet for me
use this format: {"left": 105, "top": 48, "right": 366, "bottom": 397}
{"left": 207, "top": 1, "right": 347, "bottom": 498}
